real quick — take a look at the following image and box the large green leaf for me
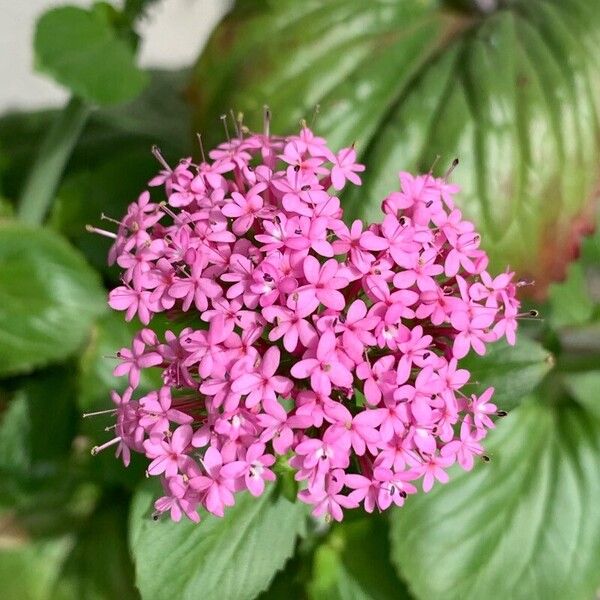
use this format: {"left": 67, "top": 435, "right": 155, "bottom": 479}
{"left": 548, "top": 262, "right": 595, "bottom": 329}
{"left": 0, "top": 368, "right": 77, "bottom": 473}
{"left": 563, "top": 371, "right": 600, "bottom": 420}
{"left": 0, "top": 223, "right": 105, "bottom": 376}
{"left": 191, "top": 0, "right": 600, "bottom": 292}
{"left": 309, "top": 516, "right": 412, "bottom": 600}
{"left": 0, "top": 536, "right": 75, "bottom": 600}
{"left": 459, "top": 336, "right": 553, "bottom": 411}
{"left": 389, "top": 398, "right": 600, "bottom": 600}
{"left": 0, "top": 368, "right": 98, "bottom": 536}
{"left": 52, "top": 502, "right": 139, "bottom": 600}
{"left": 0, "top": 504, "right": 138, "bottom": 600}
{"left": 130, "top": 483, "right": 307, "bottom": 600}
{"left": 34, "top": 6, "right": 148, "bottom": 105}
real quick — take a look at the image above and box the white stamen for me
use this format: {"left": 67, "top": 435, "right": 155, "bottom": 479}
{"left": 86, "top": 225, "right": 117, "bottom": 239}
{"left": 152, "top": 145, "right": 172, "bottom": 172}
{"left": 91, "top": 436, "right": 121, "bottom": 455}
{"left": 83, "top": 408, "right": 117, "bottom": 418}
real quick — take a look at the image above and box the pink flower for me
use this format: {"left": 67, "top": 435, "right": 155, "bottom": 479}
{"left": 470, "top": 387, "right": 497, "bottom": 430}
{"left": 332, "top": 220, "right": 387, "bottom": 273}
{"left": 263, "top": 302, "right": 316, "bottom": 352}
{"left": 297, "top": 256, "right": 348, "bottom": 311}
{"left": 221, "top": 183, "right": 269, "bottom": 234}
{"left": 143, "top": 424, "right": 193, "bottom": 477}
{"left": 356, "top": 355, "right": 396, "bottom": 406}
{"left": 139, "top": 386, "right": 193, "bottom": 434}
{"left": 329, "top": 146, "right": 365, "bottom": 190}
{"left": 451, "top": 309, "right": 495, "bottom": 358}
{"left": 299, "top": 469, "right": 357, "bottom": 521}
{"left": 220, "top": 443, "right": 276, "bottom": 496}
{"left": 396, "top": 325, "right": 434, "bottom": 382}
{"left": 231, "top": 347, "right": 292, "bottom": 408}
{"left": 416, "top": 454, "right": 454, "bottom": 493}
{"left": 95, "top": 120, "right": 520, "bottom": 524}
{"left": 291, "top": 331, "right": 353, "bottom": 395}
{"left": 441, "top": 417, "right": 484, "bottom": 470}
{"left": 169, "top": 254, "right": 222, "bottom": 311}
{"left": 189, "top": 446, "right": 236, "bottom": 517}
{"left": 108, "top": 285, "right": 152, "bottom": 324}
{"left": 325, "top": 407, "right": 384, "bottom": 456}
{"left": 336, "top": 300, "right": 378, "bottom": 361}
{"left": 181, "top": 315, "right": 234, "bottom": 378}
{"left": 444, "top": 232, "right": 485, "bottom": 277}
{"left": 154, "top": 475, "right": 200, "bottom": 522}
{"left": 113, "top": 332, "right": 162, "bottom": 388}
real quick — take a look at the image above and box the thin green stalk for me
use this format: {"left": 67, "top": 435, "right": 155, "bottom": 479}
{"left": 17, "top": 96, "right": 91, "bottom": 225}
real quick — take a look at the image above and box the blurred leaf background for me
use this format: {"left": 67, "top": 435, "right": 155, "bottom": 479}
{"left": 0, "top": 1, "right": 599, "bottom": 599}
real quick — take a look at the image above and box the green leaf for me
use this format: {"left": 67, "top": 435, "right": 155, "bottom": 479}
{"left": 122, "top": 0, "right": 163, "bottom": 25}
{"left": 0, "top": 368, "right": 98, "bottom": 536}
{"left": 130, "top": 482, "right": 307, "bottom": 600}
{"left": 548, "top": 262, "right": 594, "bottom": 329}
{"left": 256, "top": 554, "right": 306, "bottom": 600}
{"left": 191, "top": 0, "right": 600, "bottom": 291}
{"left": 0, "top": 503, "right": 138, "bottom": 600}
{"left": 563, "top": 371, "right": 600, "bottom": 420}
{"left": 34, "top": 6, "right": 148, "bottom": 105}
{"left": 459, "top": 336, "right": 553, "bottom": 411}
{"left": 52, "top": 502, "right": 139, "bottom": 600}
{"left": 0, "top": 197, "right": 14, "bottom": 218}
{"left": 0, "top": 368, "right": 77, "bottom": 472}
{"left": 0, "top": 536, "right": 75, "bottom": 600}
{"left": 309, "top": 516, "right": 412, "bottom": 600}
{"left": 389, "top": 399, "right": 600, "bottom": 600}
{"left": 0, "top": 109, "right": 58, "bottom": 201}
{"left": 0, "top": 223, "right": 105, "bottom": 376}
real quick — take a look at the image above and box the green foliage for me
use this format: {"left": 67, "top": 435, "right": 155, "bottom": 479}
{"left": 34, "top": 6, "right": 148, "bottom": 105}
{"left": 309, "top": 516, "right": 411, "bottom": 600}
{"left": 0, "top": 70, "right": 192, "bottom": 205}
{"left": 0, "top": 367, "right": 99, "bottom": 535}
{"left": 0, "top": 504, "right": 139, "bottom": 600}
{"left": 1, "top": 0, "right": 600, "bottom": 598}
{"left": 191, "top": 0, "right": 600, "bottom": 290}
{"left": 130, "top": 482, "right": 308, "bottom": 600}
{"left": 459, "top": 337, "right": 553, "bottom": 411}
{"left": 52, "top": 502, "right": 139, "bottom": 600}
{"left": 548, "top": 263, "right": 594, "bottom": 329}
{"left": 0, "top": 223, "right": 105, "bottom": 376}
{"left": 563, "top": 371, "right": 600, "bottom": 420}
{"left": 0, "top": 536, "right": 75, "bottom": 600}
{"left": 389, "top": 399, "right": 600, "bottom": 600}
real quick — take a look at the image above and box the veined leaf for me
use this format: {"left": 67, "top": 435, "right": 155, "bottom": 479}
{"left": 34, "top": 6, "right": 148, "bottom": 105}
{"left": 0, "top": 223, "right": 105, "bottom": 376}
{"left": 389, "top": 398, "right": 600, "bottom": 600}
{"left": 191, "top": 0, "right": 600, "bottom": 294}
{"left": 130, "top": 482, "right": 307, "bottom": 600}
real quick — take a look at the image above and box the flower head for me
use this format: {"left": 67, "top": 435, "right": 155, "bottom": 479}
{"left": 90, "top": 115, "right": 521, "bottom": 522}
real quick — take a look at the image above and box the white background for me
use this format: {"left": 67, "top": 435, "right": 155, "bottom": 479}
{"left": 0, "top": 0, "right": 232, "bottom": 112}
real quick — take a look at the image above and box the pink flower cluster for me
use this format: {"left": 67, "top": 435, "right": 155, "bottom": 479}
{"left": 92, "top": 122, "right": 521, "bottom": 523}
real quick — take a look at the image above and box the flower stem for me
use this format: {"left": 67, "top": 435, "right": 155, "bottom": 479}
{"left": 17, "top": 96, "right": 91, "bottom": 225}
